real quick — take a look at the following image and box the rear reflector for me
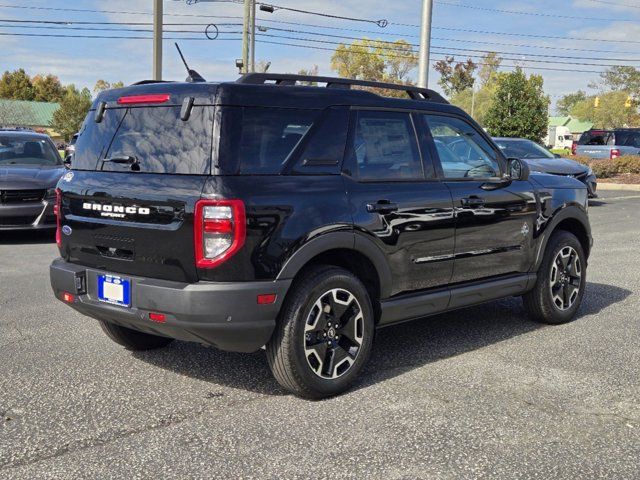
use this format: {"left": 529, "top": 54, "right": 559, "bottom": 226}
{"left": 257, "top": 294, "right": 277, "bottom": 305}
{"left": 149, "top": 312, "right": 166, "bottom": 323}
{"left": 62, "top": 292, "right": 75, "bottom": 303}
{"left": 117, "top": 94, "right": 170, "bottom": 105}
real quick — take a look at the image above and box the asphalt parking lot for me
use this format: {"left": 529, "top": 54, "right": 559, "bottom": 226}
{"left": 1, "top": 189, "right": 639, "bottom": 479}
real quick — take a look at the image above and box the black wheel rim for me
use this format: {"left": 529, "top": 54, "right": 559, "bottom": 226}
{"left": 549, "top": 246, "right": 582, "bottom": 311}
{"left": 303, "top": 288, "right": 364, "bottom": 379}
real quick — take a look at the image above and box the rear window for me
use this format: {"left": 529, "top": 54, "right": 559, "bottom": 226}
{"left": 219, "top": 107, "right": 319, "bottom": 174}
{"left": 72, "top": 106, "right": 214, "bottom": 174}
{"left": 578, "top": 131, "right": 613, "bottom": 146}
{"left": 614, "top": 130, "right": 640, "bottom": 148}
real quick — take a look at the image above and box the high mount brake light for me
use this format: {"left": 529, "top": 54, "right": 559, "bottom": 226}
{"left": 116, "top": 94, "right": 170, "bottom": 105}
{"left": 194, "top": 199, "right": 246, "bottom": 269}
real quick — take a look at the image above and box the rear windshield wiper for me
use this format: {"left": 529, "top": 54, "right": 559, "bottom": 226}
{"left": 101, "top": 155, "right": 140, "bottom": 171}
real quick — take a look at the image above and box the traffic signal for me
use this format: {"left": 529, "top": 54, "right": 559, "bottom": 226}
{"left": 594, "top": 96, "right": 600, "bottom": 108}
{"left": 625, "top": 96, "right": 633, "bottom": 108}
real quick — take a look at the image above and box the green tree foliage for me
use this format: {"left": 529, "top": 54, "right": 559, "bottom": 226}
{"left": 570, "top": 90, "right": 639, "bottom": 129}
{"left": 556, "top": 90, "right": 587, "bottom": 116}
{"left": 32, "top": 74, "right": 65, "bottom": 102}
{"left": 0, "top": 69, "right": 35, "bottom": 100}
{"left": 592, "top": 66, "right": 640, "bottom": 95}
{"left": 484, "top": 68, "right": 549, "bottom": 142}
{"left": 330, "top": 38, "right": 418, "bottom": 97}
{"left": 450, "top": 84, "right": 496, "bottom": 127}
{"left": 51, "top": 85, "right": 92, "bottom": 141}
{"left": 297, "top": 65, "right": 319, "bottom": 86}
{"left": 93, "top": 79, "right": 125, "bottom": 94}
{"left": 477, "top": 52, "right": 502, "bottom": 87}
{"left": 433, "top": 56, "right": 476, "bottom": 97}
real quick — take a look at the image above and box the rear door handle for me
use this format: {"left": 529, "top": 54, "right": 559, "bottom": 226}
{"left": 461, "top": 196, "right": 485, "bottom": 207}
{"left": 367, "top": 201, "right": 399, "bottom": 214}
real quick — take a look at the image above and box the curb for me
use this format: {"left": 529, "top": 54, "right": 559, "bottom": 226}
{"left": 597, "top": 183, "right": 640, "bottom": 192}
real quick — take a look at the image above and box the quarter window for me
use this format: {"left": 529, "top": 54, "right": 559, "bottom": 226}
{"left": 424, "top": 115, "right": 501, "bottom": 179}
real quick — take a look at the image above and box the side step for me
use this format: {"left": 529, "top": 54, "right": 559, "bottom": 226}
{"left": 378, "top": 273, "right": 536, "bottom": 327}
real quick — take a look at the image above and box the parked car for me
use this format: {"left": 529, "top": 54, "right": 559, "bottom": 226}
{"left": 493, "top": 137, "right": 597, "bottom": 198}
{"left": 575, "top": 128, "right": 640, "bottom": 159}
{"left": 0, "top": 129, "right": 66, "bottom": 231}
{"left": 50, "top": 74, "right": 592, "bottom": 398}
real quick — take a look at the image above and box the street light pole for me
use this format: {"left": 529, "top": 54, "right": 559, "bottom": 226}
{"left": 417, "top": 0, "right": 433, "bottom": 88}
{"left": 153, "top": 0, "right": 163, "bottom": 80}
{"left": 241, "top": 0, "right": 251, "bottom": 74}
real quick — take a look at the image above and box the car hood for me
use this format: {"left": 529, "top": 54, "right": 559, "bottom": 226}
{"left": 523, "top": 157, "right": 587, "bottom": 175}
{"left": 0, "top": 165, "right": 65, "bottom": 190}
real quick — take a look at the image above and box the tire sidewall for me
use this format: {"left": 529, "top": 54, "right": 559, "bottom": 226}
{"left": 286, "top": 269, "right": 374, "bottom": 397}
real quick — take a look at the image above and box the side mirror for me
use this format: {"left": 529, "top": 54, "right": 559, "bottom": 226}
{"left": 507, "top": 157, "right": 530, "bottom": 181}
{"left": 63, "top": 155, "right": 72, "bottom": 169}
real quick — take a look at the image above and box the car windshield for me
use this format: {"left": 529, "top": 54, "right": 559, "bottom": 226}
{"left": 0, "top": 135, "right": 61, "bottom": 166}
{"left": 494, "top": 139, "right": 555, "bottom": 159}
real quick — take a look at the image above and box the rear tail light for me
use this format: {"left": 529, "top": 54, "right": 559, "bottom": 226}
{"left": 571, "top": 141, "right": 577, "bottom": 156}
{"left": 194, "top": 199, "right": 246, "bottom": 268}
{"left": 54, "top": 188, "right": 62, "bottom": 247}
{"left": 610, "top": 148, "right": 621, "bottom": 159}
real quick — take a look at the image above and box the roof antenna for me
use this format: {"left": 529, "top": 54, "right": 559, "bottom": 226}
{"left": 175, "top": 43, "right": 206, "bottom": 83}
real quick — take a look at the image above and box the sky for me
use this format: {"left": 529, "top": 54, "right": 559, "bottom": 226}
{"left": 1, "top": 0, "right": 640, "bottom": 112}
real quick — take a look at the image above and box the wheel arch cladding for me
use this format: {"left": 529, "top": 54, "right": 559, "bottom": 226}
{"left": 535, "top": 206, "right": 591, "bottom": 271}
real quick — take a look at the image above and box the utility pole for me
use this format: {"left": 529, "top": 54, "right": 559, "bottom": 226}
{"left": 417, "top": 0, "right": 433, "bottom": 88}
{"left": 153, "top": 0, "right": 163, "bottom": 80}
{"left": 241, "top": 0, "right": 251, "bottom": 74}
{"left": 250, "top": 0, "right": 256, "bottom": 72}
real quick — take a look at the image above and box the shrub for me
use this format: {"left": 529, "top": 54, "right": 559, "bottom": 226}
{"left": 560, "top": 155, "right": 640, "bottom": 178}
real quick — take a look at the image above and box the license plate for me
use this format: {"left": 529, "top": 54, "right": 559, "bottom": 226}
{"left": 97, "top": 274, "right": 131, "bottom": 307}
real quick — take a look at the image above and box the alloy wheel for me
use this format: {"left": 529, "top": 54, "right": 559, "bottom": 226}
{"left": 549, "top": 246, "right": 582, "bottom": 311}
{"left": 303, "top": 288, "right": 364, "bottom": 379}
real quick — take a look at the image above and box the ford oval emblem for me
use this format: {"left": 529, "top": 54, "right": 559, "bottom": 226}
{"left": 62, "top": 225, "right": 72, "bottom": 236}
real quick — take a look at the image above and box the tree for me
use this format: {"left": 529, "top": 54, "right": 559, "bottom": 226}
{"left": 484, "top": 67, "right": 549, "bottom": 142}
{"left": 93, "top": 79, "right": 125, "bottom": 94}
{"left": 433, "top": 56, "right": 476, "bottom": 97}
{"left": 51, "top": 85, "right": 92, "bottom": 141}
{"left": 297, "top": 65, "right": 319, "bottom": 85}
{"left": 592, "top": 66, "right": 640, "bottom": 95}
{"left": 478, "top": 52, "right": 502, "bottom": 87}
{"left": 32, "top": 74, "right": 65, "bottom": 103}
{"left": 450, "top": 83, "right": 496, "bottom": 127}
{"left": 0, "top": 69, "right": 35, "bottom": 100}
{"left": 556, "top": 90, "right": 587, "bottom": 116}
{"left": 570, "top": 91, "right": 639, "bottom": 129}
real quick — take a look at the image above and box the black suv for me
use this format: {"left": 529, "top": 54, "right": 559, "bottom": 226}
{"left": 50, "top": 74, "right": 592, "bottom": 398}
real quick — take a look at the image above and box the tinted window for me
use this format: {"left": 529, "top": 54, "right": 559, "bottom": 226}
{"left": 102, "top": 106, "right": 214, "bottom": 174}
{"left": 0, "top": 135, "right": 61, "bottom": 166}
{"left": 292, "top": 107, "right": 348, "bottom": 175}
{"left": 72, "top": 109, "right": 125, "bottom": 170}
{"left": 424, "top": 115, "right": 500, "bottom": 179}
{"left": 220, "top": 107, "right": 318, "bottom": 174}
{"left": 614, "top": 130, "right": 640, "bottom": 148}
{"left": 349, "top": 110, "right": 423, "bottom": 181}
{"left": 578, "top": 130, "right": 613, "bottom": 146}
{"left": 494, "top": 139, "right": 554, "bottom": 159}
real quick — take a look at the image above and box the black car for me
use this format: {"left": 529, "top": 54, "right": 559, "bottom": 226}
{"left": 492, "top": 137, "right": 597, "bottom": 198}
{"left": 50, "top": 74, "right": 592, "bottom": 398}
{"left": 0, "top": 129, "right": 65, "bottom": 231}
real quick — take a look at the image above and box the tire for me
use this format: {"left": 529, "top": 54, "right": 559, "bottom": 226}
{"left": 523, "top": 230, "right": 586, "bottom": 325}
{"left": 98, "top": 320, "right": 174, "bottom": 351}
{"left": 266, "top": 265, "right": 375, "bottom": 399}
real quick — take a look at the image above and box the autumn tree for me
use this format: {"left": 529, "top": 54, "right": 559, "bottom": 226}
{"left": 93, "top": 79, "right": 125, "bottom": 94}
{"left": 556, "top": 90, "right": 587, "bottom": 116}
{"left": 32, "top": 74, "right": 65, "bottom": 102}
{"left": 297, "top": 65, "right": 319, "bottom": 85}
{"left": 591, "top": 66, "right": 640, "bottom": 95}
{"left": 0, "top": 69, "right": 35, "bottom": 100}
{"left": 478, "top": 52, "right": 502, "bottom": 87}
{"left": 570, "top": 91, "right": 639, "bottom": 129}
{"left": 433, "top": 56, "right": 476, "bottom": 97}
{"left": 51, "top": 85, "right": 92, "bottom": 141}
{"left": 484, "top": 67, "right": 549, "bottom": 142}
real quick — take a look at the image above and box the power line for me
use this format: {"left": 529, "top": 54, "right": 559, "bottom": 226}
{"left": 435, "top": 0, "right": 640, "bottom": 22}
{"left": 583, "top": 0, "right": 640, "bottom": 9}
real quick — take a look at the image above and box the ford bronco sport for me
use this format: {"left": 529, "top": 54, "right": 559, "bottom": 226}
{"left": 50, "top": 73, "right": 592, "bottom": 398}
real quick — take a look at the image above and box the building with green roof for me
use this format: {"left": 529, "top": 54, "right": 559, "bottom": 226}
{"left": 549, "top": 116, "right": 593, "bottom": 139}
{"left": 0, "top": 99, "right": 61, "bottom": 139}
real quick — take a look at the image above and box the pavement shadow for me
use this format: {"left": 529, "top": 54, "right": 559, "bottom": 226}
{"left": 132, "top": 281, "right": 630, "bottom": 397}
{"left": 0, "top": 230, "right": 55, "bottom": 245}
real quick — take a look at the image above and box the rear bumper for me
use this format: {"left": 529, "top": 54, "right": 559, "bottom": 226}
{"left": 0, "top": 200, "right": 56, "bottom": 230}
{"left": 50, "top": 258, "right": 291, "bottom": 353}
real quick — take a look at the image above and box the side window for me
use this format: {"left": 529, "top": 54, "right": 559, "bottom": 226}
{"left": 423, "top": 115, "right": 501, "bottom": 179}
{"left": 349, "top": 110, "right": 424, "bottom": 181}
{"left": 291, "top": 107, "right": 349, "bottom": 175}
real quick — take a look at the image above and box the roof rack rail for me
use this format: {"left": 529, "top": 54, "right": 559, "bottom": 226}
{"left": 237, "top": 73, "right": 448, "bottom": 104}
{"left": 131, "top": 80, "right": 176, "bottom": 86}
